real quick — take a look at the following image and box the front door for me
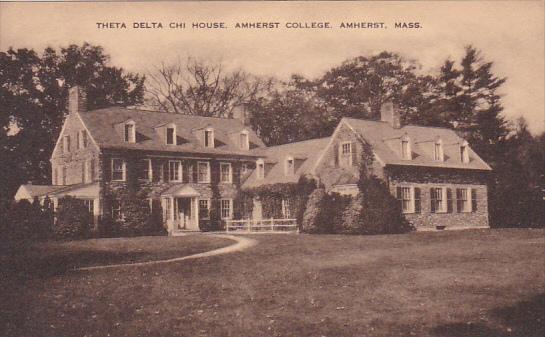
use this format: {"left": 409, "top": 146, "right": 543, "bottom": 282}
{"left": 176, "top": 198, "right": 192, "bottom": 230}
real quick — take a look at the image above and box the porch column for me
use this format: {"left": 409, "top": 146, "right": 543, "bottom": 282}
{"left": 193, "top": 197, "right": 199, "bottom": 230}
{"left": 170, "top": 197, "right": 175, "bottom": 227}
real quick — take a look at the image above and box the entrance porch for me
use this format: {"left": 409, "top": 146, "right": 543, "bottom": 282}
{"left": 161, "top": 185, "right": 200, "bottom": 234}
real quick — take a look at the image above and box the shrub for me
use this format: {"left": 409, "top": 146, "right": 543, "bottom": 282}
{"left": 338, "top": 194, "right": 364, "bottom": 234}
{"left": 3, "top": 200, "right": 35, "bottom": 241}
{"left": 54, "top": 196, "right": 91, "bottom": 239}
{"left": 301, "top": 188, "right": 327, "bottom": 233}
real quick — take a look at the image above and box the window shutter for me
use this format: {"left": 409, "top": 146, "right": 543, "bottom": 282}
{"left": 334, "top": 144, "right": 339, "bottom": 167}
{"left": 104, "top": 159, "right": 111, "bottom": 182}
{"left": 430, "top": 188, "right": 436, "bottom": 213}
{"left": 456, "top": 188, "right": 463, "bottom": 213}
{"left": 162, "top": 162, "right": 169, "bottom": 182}
{"left": 447, "top": 188, "right": 453, "bottom": 213}
{"left": 471, "top": 189, "right": 478, "bottom": 212}
{"left": 351, "top": 141, "right": 358, "bottom": 166}
{"left": 414, "top": 187, "right": 421, "bottom": 213}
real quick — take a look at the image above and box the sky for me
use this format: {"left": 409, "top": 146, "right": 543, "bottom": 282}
{"left": 1, "top": 1, "right": 544, "bottom": 134}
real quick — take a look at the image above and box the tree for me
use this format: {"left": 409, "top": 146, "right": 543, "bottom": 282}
{"left": 146, "top": 57, "right": 271, "bottom": 117}
{"left": 0, "top": 43, "right": 145, "bottom": 216}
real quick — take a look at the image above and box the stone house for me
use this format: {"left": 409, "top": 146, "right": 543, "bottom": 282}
{"left": 16, "top": 87, "right": 492, "bottom": 233}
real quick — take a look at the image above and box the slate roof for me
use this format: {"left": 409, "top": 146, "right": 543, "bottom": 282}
{"left": 243, "top": 137, "right": 330, "bottom": 188}
{"left": 342, "top": 118, "right": 492, "bottom": 171}
{"left": 78, "top": 107, "right": 265, "bottom": 158}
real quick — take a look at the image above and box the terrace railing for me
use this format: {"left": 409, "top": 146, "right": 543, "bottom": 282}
{"left": 225, "top": 218, "right": 298, "bottom": 233}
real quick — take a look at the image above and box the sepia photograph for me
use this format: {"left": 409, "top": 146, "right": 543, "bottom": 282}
{"left": 0, "top": 1, "right": 544, "bottom": 336}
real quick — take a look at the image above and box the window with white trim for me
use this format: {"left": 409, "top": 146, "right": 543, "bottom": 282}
{"left": 221, "top": 199, "right": 232, "bottom": 219}
{"left": 239, "top": 131, "right": 249, "bottom": 150}
{"left": 401, "top": 187, "right": 412, "bottom": 213}
{"left": 256, "top": 159, "right": 265, "bottom": 180}
{"left": 80, "top": 130, "right": 88, "bottom": 149}
{"left": 82, "top": 161, "right": 89, "bottom": 183}
{"left": 460, "top": 141, "right": 470, "bottom": 163}
{"left": 166, "top": 126, "right": 176, "bottom": 145}
{"left": 220, "top": 163, "right": 232, "bottom": 183}
{"left": 63, "top": 135, "right": 71, "bottom": 153}
{"left": 199, "top": 199, "right": 210, "bottom": 219}
{"left": 204, "top": 128, "right": 214, "bottom": 148}
{"left": 62, "top": 166, "right": 67, "bottom": 185}
{"left": 111, "top": 199, "right": 123, "bottom": 221}
{"left": 111, "top": 158, "right": 125, "bottom": 181}
{"left": 168, "top": 160, "right": 182, "bottom": 182}
{"left": 456, "top": 188, "right": 472, "bottom": 212}
{"left": 285, "top": 156, "right": 295, "bottom": 175}
{"left": 340, "top": 142, "right": 352, "bottom": 167}
{"left": 124, "top": 122, "right": 136, "bottom": 143}
{"left": 197, "top": 161, "right": 210, "bottom": 183}
{"left": 138, "top": 159, "right": 152, "bottom": 181}
{"left": 241, "top": 163, "right": 249, "bottom": 175}
{"left": 430, "top": 187, "right": 448, "bottom": 213}
{"left": 434, "top": 140, "right": 443, "bottom": 161}
{"left": 401, "top": 136, "right": 411, "bottom": 160}
{"left": 83, "top": 199, "right": 94, "bottom": 216}
{"left": 282, "top": 198, "right": 292, "bottom": 218}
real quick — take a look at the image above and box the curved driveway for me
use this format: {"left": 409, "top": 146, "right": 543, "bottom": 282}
{"left": 76, "top": 234, "right": 257, "bottom": 271}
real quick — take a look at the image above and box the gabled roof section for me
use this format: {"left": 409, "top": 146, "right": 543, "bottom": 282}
{"left": 77, "top": 107, "right": 266, "bottom": 157}
{"left": 243, "top": 137, "right": 330, "bottom": 188}
{"left": 342, "top": 118, "right": 492, "bottom": 171}
{"left": 14, "top": 185, "right": 66, "bottom": 200}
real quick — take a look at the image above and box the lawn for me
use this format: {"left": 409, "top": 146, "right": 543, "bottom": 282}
{"left": 1, "top": 229, "right": 544, "bottom": 337}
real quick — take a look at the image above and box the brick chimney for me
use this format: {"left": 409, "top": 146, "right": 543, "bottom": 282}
{"left": 232, "top": 105, "right": 247, "bottom": 125}
{"left": 380, "top": 102, "right": 401, "bottom": 129}
{"left": 68, "top": 86, "right": 87, "bottom": 115}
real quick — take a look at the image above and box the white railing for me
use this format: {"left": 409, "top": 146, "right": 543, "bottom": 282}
{"left": 225, "top": 218, "right": 298, "bottom": 233}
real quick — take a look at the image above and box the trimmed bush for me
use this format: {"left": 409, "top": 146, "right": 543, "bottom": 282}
{"left": 338, "top": 194, "right": 364, "bottom": 234}
{"left": 301, "top": 188, "right": 327, "bottom": 233}
{"left": 118, "top": 190, "right": 152, "bottom": 236}
{"left": 54, "top": 196, "right": 91, "bottom": 239}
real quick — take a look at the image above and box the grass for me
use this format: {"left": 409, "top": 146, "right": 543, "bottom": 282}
{"left": 1, "top": 229, "right": 544, "bottom": 337}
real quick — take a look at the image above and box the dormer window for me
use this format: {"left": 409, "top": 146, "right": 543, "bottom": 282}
{"left": 460, "top": 141, "right": 470, "bottom": 163}
{"left": 256, "top": 159, "right": 265, "bottom": 180}
{"left": 434, "top": 139, "right": 444, "bottom": 161}
{"left": 166, "top": 125, "right": 176, "bottom": 145}
{"left": 401, "top": 135, "right": 412, "bottom": 160}
{"left": 285, "top": 156, "right": 295, "bottom": 175}
{"left": 204, "top": 128, "right": 214, "bottom": 148}
{"left": 239, "top": 131, "right": 249, "bottom": 150}
{"left": 124, "top": 122, "right": 136, "bottom": 143}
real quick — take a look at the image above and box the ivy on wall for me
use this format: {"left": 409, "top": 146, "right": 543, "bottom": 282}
{"left": 237, "top": 176, "right": 317, "bottom": 225}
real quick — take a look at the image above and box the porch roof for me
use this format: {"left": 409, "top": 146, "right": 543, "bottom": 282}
{"left": 161, "top": 184, "right": 200, "bottom": 197}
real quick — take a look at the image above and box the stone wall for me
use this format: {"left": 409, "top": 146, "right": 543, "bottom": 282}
{"left": 385, "top": 166, "right": 490, "bottom": 230}
{"left": 50, "top": 113, "right": 100, "bottom": 186}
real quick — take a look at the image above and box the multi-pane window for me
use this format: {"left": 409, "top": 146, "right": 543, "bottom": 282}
{"left": 221, "top": 199, "right": 232, "bottom": 219}
{"left": 241, "top": 163, "right": 249, "bottom": 175}
{"left": 434, "top": 142, "right": 443, "bottom": 161}
{"left": 340, "top": 142, "right": 352, "bottom": 167}
{"left": 204, "top": 129, "right": 214, "bottom": 148}
{"left": 220, "top": 163, "right": 232, "bottom": 183}
{"left": 169, "top": 161, "right": 182, "bottom": 182}
{"left": 138, "top": 159, "right": 152, "bottom": 181}
{"left": 397, "top": 187, "right": 414, "bottom": 213}
{"left": 81, "top": 161, "right": 86, "bottom": 183}
{"left": 456, "top": 188, "right": 472, "bottom": 212}
{"left": 164, "top": 198, "right": 172, "bottom": 221}
{"left": 124, "top": 123, "right": 135, "bottom": 143}
{"left": 166, "top": 127, "right": 175, "bottom": 145}
{"left": 401, "top": 139, "right": 411, "bottom": 160}
{"left": 80, "top": 130, "right": 88, "bottom": 148}
{"left": 431, "top": 187, "right": 445, "bottom": 213}
{"left": 460, "top": 144, "right": 469, "bottom": 163}
{"left": 285, "top": 157, "right": 294, "bottom": 175}
{"left": 256, "top": 159, "right": 265, "bottom": 179}
{"left": 111, "top": 158, "right": 125, "bottom": 181}
{"left": 83, "top": 199, "right": 94, "bottom": 216}
{"left": 198, "top": 162, "right": 210, "bottom": 183}
{"left": 63, "top": 135, "right": 71, "bottom": 153}
{"left": 239, "top": 132, "right": 249, "bottom": 150}
{"left": 89, "top": 159, "right": 95, "bottom": 182}
{"left": 282, "top": 198, "right": 291, "bottom": 218}
{"left": 53, "top": 168, "right": 58, "bottom": 185}
{"left": 199, "top": 199, "right": 210, "bottom": 219}
{"left": 111, "top": 199, "right": 123, "bottom": 221}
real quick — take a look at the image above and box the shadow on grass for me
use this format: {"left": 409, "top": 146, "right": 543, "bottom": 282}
{"left": 0, "top": 249, "right": 148, "bottom": 282}
{"left": 431, "top": 293, "right": 545, "bottom": 337}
